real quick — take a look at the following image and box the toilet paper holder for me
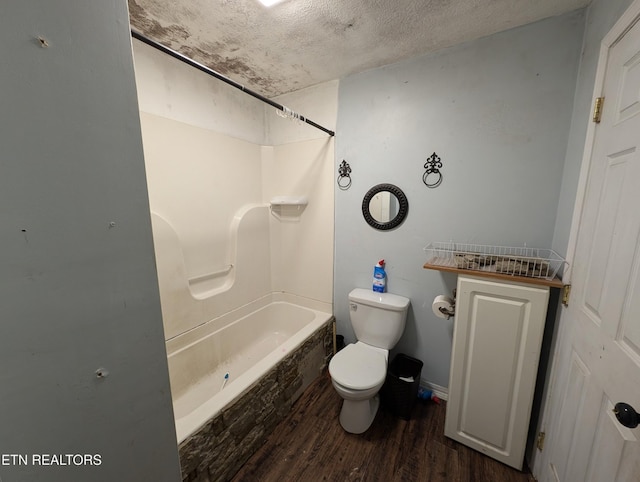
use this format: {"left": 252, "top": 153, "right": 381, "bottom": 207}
{"left": 439, "top": 305, "right": 455, "bottom": 318}
{"left": 435, "top": 289, "right": 456, "bottom": 320}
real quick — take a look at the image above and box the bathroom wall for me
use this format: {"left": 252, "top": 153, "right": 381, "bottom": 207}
{"left": 0, "top": 1, "right": 180, "bottom": 481}
{"left": 133, "top": 40, "right": 336, "bottom": 339}
{"left": 266, "top": 81, "right": 338, "bottom": 305}
{"left": 142, "top": 114, "right": 264, "bottom": 284}
{"left": 551, "top": 0, "right": 635, "bottom": 258}
{"left": 263, "top": 139, "right": 335, "bottom": 303}
{"left": 133, "top": 40, "right": 266, "bottom": 144}
{"left": 334, "top": 10, "right": 585, "bottom": 389}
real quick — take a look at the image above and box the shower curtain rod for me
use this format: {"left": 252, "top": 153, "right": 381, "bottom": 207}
{"left": 131, "top": 30, "right": 335, "bottom": 137}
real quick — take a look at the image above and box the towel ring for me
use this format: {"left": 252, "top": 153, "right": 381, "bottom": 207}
{"left": 338, "top": 175, "right": 352, "bottom": 190}
{"left": 423, "top": 170, "right": 442, "bottom": 188}
{"left": 337, "top": 160, "right": 352, "bottom": 190}
{"left": 423, "top": 152, "right": 443, "bottom": 188}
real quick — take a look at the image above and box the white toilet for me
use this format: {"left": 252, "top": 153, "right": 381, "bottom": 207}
{"left": 329, "top": 288, "right": 410, "bottom": 434}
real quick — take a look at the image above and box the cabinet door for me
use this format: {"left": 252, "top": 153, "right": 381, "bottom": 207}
{"left": 445, "top": 275, "right": 549, "bottom": 469}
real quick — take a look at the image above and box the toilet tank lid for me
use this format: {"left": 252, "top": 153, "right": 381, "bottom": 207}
{"left": 349, "top": 288, "right": 410, "bottom": 311}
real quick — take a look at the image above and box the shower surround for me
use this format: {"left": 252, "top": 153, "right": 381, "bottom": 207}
{"left": 140, "top": 112, "right": 334, "bottom": 479}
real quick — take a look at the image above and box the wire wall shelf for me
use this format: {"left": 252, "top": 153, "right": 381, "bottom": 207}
{"left": 424, "top": 242, "right": 568, "bottom": 281}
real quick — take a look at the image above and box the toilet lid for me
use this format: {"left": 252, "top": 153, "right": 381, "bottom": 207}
{"left": 329, "top": 343, "right": 387, "bottom": 390}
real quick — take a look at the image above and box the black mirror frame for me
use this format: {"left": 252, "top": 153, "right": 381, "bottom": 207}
{"left": 362, "top": 183, "right": 409, "bottom": 231}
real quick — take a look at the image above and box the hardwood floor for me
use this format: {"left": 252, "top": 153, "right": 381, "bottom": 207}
{"left": 232, "top": 372, "right": 535, "bottom": 482}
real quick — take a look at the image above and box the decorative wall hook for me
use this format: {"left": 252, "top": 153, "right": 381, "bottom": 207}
{"left": 337, "top": 160, "right": 352, "bottom": 190}
{"left": 423, "top": 152, "right": 443, "bottom": 188}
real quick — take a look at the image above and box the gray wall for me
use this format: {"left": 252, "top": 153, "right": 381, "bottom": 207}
{"left": 0, "top": 1, "right": 181, "bottom": 481}
{"left": 334, "top": 11, "right": 585, "bottom": 388}
{"left": 551, "top": 0, "right": 635, "bottom": 256}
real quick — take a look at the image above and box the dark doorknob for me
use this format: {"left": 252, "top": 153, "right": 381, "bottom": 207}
{"left": 613, "top": 402, "right": 640, "bottom": 429}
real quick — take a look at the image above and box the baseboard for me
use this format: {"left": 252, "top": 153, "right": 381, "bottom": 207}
{"left": 420, "top": 380, "right": 448, "bottom": 401}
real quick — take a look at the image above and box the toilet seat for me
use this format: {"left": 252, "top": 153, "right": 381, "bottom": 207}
{"left": 329, "top": 343, "right": 387, "bottom": 391}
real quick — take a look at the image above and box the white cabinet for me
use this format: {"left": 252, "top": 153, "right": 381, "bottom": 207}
{"left": 445, "top": 275, "right": 549, "bottom": 470}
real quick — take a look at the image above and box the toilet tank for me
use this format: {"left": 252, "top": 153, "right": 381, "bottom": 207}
{"left": 348, "top": 288, "right": 410, "bottom": 349}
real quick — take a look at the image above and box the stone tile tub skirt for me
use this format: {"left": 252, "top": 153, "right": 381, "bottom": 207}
{"left": 169, "top": 293, "right": 333, "bottom": 481}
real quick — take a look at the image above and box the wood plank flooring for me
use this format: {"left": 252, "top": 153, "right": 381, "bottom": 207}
{"left": 232, "top": 372, "right": 535, "bottom": 482}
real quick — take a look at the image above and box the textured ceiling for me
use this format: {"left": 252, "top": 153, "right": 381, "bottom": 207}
{"left": 129, "top": 0, "right": 590, "bottom": 97}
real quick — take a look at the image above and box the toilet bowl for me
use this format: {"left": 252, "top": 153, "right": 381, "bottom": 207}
{"left": 329, "top": 342, "right": 387, "bottom": 434}
{"left": 329, "top": 289, "right": 410, "bottom": 433}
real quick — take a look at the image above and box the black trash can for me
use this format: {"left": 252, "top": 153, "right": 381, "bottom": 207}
{"left": 381, "top": 353, "right": 423, "bottom": 420}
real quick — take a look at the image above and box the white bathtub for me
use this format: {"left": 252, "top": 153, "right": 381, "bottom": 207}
{"left": 166, "top": 293, "right": 333, "bottom": 443}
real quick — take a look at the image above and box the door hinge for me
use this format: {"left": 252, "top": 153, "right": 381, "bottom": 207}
{"left": 562, "top": 284, "right": 571, "bottom": 306}
{"left": 593, "top": 96, "right": 605, "bottom": 123}
{"left": 537, "top": 431, "right": 546, "bottom": 451}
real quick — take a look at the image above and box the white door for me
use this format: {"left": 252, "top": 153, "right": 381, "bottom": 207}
{"left": 535, "top": 5, "right": 640, "bottom": 481}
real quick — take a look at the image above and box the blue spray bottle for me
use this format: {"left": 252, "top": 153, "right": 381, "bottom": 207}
{"left": 372, "top": 259, "right": 386, "bottom": 293}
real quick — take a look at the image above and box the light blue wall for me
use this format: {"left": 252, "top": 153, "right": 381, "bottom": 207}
{"left": 0, "top": 1, "right": 180, "bottom": 480}
{"left": 334, "top": 11, "right": 585, "bottom": 388}
{"left": 551, "top": 0, "right": 635, "bottom": 257}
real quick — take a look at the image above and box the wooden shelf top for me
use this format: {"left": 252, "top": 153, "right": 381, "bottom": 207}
{"left": 423, "top": 257, "right": 564, "bottom": 289}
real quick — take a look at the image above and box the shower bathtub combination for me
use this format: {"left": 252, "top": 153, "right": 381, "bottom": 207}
{"left": 150, "top": 207, "right": 334, "bottom": 481}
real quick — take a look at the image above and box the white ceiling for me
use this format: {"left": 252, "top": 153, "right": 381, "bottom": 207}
{"left": 128, "top": 0, "right": 589, "bottom": 97}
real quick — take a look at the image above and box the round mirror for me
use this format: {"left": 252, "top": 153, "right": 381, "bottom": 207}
{"left": 362, "top": 184, "right": 409, "bottom": 230}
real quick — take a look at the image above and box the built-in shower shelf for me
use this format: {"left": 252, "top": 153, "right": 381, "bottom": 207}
{"left": 270, "top": 196, "right": 308, "bottom": 220}
{"left": 270, "top": 196, "right": 308, "bottom": 207}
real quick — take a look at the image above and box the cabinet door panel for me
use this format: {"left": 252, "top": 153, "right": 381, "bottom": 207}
{"left": 445, "top": 276, "right": 549, "bottom": 469}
